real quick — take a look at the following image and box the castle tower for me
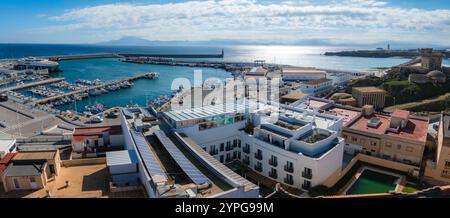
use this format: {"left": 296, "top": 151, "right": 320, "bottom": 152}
{"left": 421, "top": 48, "right": 443, "bottom": 71}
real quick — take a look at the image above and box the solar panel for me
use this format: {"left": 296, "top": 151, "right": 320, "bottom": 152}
{"left": 140, "top": 108, "right": 152, "bottom": 117}
{"left": 122, "top": 109, "right": 135, "bottom": 118}
{"left": 130, "top": 130, "right": 167, "bottom": 183}
{"left": 154, "top": 130, "right": 211, "bottom": 185}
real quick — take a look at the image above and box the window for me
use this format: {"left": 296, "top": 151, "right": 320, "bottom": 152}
{"left": 30, "top": 177, "right": 36, "bottom": 183}
{"left": 269, "top": 168, "right": 277, "bottom": 179}
{"left": 220, "top": 143, "right": 224, "bottom": 151}
{"left": 302, "top": 180, "right": 311, "bottom": 189}
{"left": 406, "top": 146, "right": 414, "bottom": 152}
{"left": 13, "top": 178, "right": 20, "bottom": 189}
{"left": 445, "top": 161, "right": 450, "bottom": 168}
{"left": 351, "top": 137, "right": 357, "bottom": 143}
{"left": 385, "top": 142, "right": 392, "bottom": 148}
{"left": 370, "top": 141, "right": 377, "bottom": 146}
{"left": 397, "top": 144, "right": 402, "bottom": 150}
{"left": 220, "top": 155, "right": 224, "bottom": 163}
{"left": 284, "top": 174, "right": 294, "bottom": 185}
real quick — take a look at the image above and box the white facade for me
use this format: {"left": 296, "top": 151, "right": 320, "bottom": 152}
{"left": 163, "top": 104, "right": 345, "bottom": 190}
{"left": 299, "top": 79, "right": 333, "bottom": 95}
{"left": 0, "top": 132, "right": 16, "bottom": 159}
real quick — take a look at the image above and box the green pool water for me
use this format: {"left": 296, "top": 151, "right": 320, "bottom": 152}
{"left": 346, "top": 169, "right": 398, "bottom": 195}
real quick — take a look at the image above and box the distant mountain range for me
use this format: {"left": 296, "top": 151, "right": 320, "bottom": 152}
{"left": 97, "top": 36, "right": 449, "bottom": 50}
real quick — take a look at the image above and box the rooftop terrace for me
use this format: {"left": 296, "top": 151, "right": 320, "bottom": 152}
{"left": 347, "top": 114, "right": 428, "bottom": 143}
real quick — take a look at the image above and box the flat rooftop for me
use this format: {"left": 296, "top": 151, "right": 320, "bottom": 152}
{"left": 348, "top": 114, "right": 428, "bottom": 143}
{"left": 147, "top": 131, "right": 233, "bottom": 197}
{"left": 163, "top": 104, "right": 248, "bottom": 122}
{"left": 327, "top": 106, "right": 361, "bottom": 126}
{"left": 353, "top": 86, "right": 386, "bottom": 93}
{"left": 303, "top": 78, "right": 332, "bottom": 85}
{"left": 13, "top": 150, "right": 56, "bottom": 161}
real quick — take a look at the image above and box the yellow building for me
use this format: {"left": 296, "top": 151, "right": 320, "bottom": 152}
{"left": 352, "top": 86, "right": 386, "bottom": 109}
{"left": 425, "top": 112, "right": 450, "bottom": 183}
{"left": 1, "top": 150, "right": 61, "bottom": 192}
{"left": 342, "top": 107, "right": 429, "bottom": 166}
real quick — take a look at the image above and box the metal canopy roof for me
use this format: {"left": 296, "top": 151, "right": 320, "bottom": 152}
{"left": 163, "top": 104, "right": 248, "bottom": 122}
{"left": 130, "top": 130, "right": 167, "bottom": 184}
{"left": 154, "top": 130, "right": 211, "bottom": 185}
{"left": 106, "top": 150, "right": 138, "bottom": 166}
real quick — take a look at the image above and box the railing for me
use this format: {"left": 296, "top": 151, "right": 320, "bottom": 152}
{"left": 302, "top": 171, "right": 312, "bottom": 179}
{"left": 254, "top": 153, "right": 263, "bottom": 160}
{"left": 284, "top": 165, "right": 294, "bottom": 173}
{"left": 269, "top": 159, "right": 278, "bottom": 167}
{"left": 269, "top": 171, "right": 278, "bottom": 179}
{"left": 209, "top": 149, "right": 219, "bottom": 156}
{"left": 284, "top": 177, "right": 294, "bottom": 185}
{"left": 302, "top": 184, "right": 311, "bottom": 190}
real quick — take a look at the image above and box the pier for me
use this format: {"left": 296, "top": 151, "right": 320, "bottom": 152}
{"left": 47, "top": 51, "right": 224, "bottom": 61}
{"left": 1, "top": 77, "right": 65, "bottom": 92}
{"left": 31, "top": 74, "right": 154, "bottom": 105}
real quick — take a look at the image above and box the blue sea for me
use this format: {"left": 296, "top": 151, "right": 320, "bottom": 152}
{"left": 2, "top": 44, "right": 448, "bottom": 111}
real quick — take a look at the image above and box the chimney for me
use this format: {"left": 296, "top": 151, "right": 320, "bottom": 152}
{"left": 362, "top": 105, "right": 374, "bottom": 117}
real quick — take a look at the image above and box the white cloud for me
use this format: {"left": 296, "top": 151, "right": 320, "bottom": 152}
{"left": 36, "top": 0, "right": 450, "bottom": 44}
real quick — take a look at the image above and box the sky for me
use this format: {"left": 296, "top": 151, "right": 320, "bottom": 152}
{"left": 0, "top": 0, "right": 450, "bottom": 46}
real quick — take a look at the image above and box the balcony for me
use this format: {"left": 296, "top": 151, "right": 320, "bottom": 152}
{"left": 254, "top": 164, "right": 262, "bottom": 172}
{"left": 243, "top": 158, "right": 250, "bottom": 165}
{"left": 284, "top": 165, "right": 294, "bottom": 173}
{"left": 302, "top": 171, "right": 312, "bottom": 179}
{"left": 302, "top": 183, "right": 311, "bottom": 190}
{"left": 268, "top": 159, "right": 278, "bottom": 167}
{"left": 225, "top": 146, "right": 233, "bottom": 152}
{"left": 269, "top": 171, "right": 278, "bottom": 179}
{"left": 243, "top": 147, "right": 250, "bottom": 154}
{"left": 284, "top": 177, "right": 294, "bottom": 185}
{"left": 254, "top": 153, "right": 263, "bottom": 160}
{"left": 209, "top": 149, "right": 218, "bottom": 156}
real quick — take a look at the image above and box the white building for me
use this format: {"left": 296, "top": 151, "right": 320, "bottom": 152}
{"left": 120, "top": 107, "right": 259, "bottom": 198}
{"left": 161, "top": 103, "right": 345, "bottom": 190}
{"left": 282, "top": 67, "right": 327, "bottom": 81}
{"left": 326, "top": 72, "right": 353, "bottom": 85}
{"left": 71, "top": 126, "right": 124, "bottom": 153}
{"left": 0, "top": 131, "right": 16, "bottom": 159}
{"left": 299, "top": 78, "right": 333, "bottom": 95}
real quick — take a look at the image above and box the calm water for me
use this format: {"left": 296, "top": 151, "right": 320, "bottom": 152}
{"left": 346, "top": 170, "right": 398, "bottom": 195}
{"left": 0, "top": 44, "right": 429, "bottom": 71}
{"left": 50, "top": 58, "right": 231, "bottom": 111}
{"left": 2, "top": 44, "right": 447, "bottom": 111}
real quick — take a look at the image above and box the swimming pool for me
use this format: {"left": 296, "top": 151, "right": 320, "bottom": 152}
{"left": 346, "top": 169, "right": 400, "bottom": 195}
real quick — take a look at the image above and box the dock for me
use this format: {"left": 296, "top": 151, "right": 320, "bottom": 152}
{"left": 1, "top": 77, "right": 65, "bottom": 92}
{"left": 30, "top": 74, "right": 152, "bottom": 105}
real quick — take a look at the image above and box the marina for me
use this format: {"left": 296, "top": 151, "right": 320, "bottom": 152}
{"left": 31, "top": 72, "right": 159, "bottom": 106}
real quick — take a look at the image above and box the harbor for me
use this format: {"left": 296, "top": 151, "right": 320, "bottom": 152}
{"left": 31, "top": 72, "right": 159, "bottom": 106}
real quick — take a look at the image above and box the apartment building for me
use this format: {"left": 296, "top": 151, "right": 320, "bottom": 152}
{"left": 161, "top": 102, "right": 345, "bottom": 190}
{"left": 120, "top": 107, "right": 259, "bottom": 198}
{"left": 299, "top": 78, "right": 333, "bottom": 95}
{"left": 342, "top": 106, "right": 429, "bottom": 166}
